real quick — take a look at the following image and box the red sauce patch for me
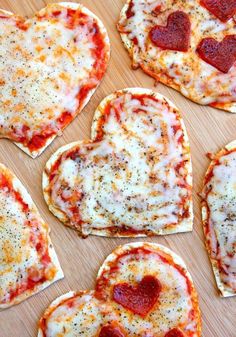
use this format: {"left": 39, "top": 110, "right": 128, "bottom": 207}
{"left": 197, "top": 35, "right": 236, "bottom": 73}
{"left": 165, "top": 328, "right": 185, "bottom": 337}
{"left": 52, "top": 10, "right": 62, "bottom": 17}
{"left": 200, "top": 0, "right": 236, "bottom": 22}
{"left": 16, "top": 20, "right": 28, "bottom": 31}
{"left": 149, "top": 11, "right": 191, "bottom": 52}
{"left": 0, "top": 173, "right": 29, "bottom": 212}
{"left": 57, "top": 111, "right": 73, "bottom": 128}
{"left": 126, "top": 1, "right": 135, "bottom": 19}
{"left": 77, "top": 83, "right": 96, "bottom": 108}
{"left": 27, "top": 130, "right": 55, "bottom": 152}
{"left": 113, "top": 275, "right": 161, "bottom": 317}
{"left": 99, "top": 324, "right": 126, "bottom": 337}
{"left": 8, "top": 274, "right": 47, "bottom": 302}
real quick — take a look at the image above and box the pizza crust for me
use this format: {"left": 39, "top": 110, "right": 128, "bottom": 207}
{"left": 43, "top": 88, "right": 193, "bottom": 237}
{"left": 201, "top": 141, "right": 236, "bottom": 297}
{"left": 0, "top": 164, "right": 64, "bottom": 309}
{"left": 0, "top": 2, "right": 110, "bottom": 158}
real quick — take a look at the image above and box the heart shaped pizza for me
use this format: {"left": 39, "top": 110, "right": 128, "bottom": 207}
{"left": 0, "top": 2, "right": 110, "bottom": 158}
{"left": 201, "top": 141, "right": 236, "bottom": 297}
{"left": 43, "top": 88, "right": 193, "bottom": 237}
{"left": 38, "top": 242, "right": 201, "bottom": 337}
{"left": 0, "top": 164, "right": 63, "bottom": 309}
{"left": 118, "top": 0, "right": 236, "bottom": 112}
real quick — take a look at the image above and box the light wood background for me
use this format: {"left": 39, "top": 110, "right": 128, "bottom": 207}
{"left": 0, "top": 1, "right": 235, "bottom": 336}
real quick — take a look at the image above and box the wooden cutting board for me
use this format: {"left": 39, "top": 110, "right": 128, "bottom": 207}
{"left": 0, "top": 1, "right": 235, "bottom": 336}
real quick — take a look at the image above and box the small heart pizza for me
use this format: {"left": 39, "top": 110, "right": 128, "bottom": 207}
{"left": 118, "top": 0, "right": 236, "bottom": 112}
{"left": 201, "top": 141, "right": 236, "bottom": 297}
{"left": 0, "top": 164, "right": 63, "bottom": 309}
{"left": 0, "top": 2, "right": 110, "bottom": 157}
{"left": 38, "top": 242, "right": 201, "bottom": 337}
{"left": 43, "top": 88, "right": 193, "bottom": 237}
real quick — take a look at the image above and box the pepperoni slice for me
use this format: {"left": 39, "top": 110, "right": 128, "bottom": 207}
{"left": 113, "top": 275, "right": 161, "bottom": 317}
{"left": 99, "top": 324, "right": 125, "bottom": 337}
{"left": 200, "top": 0, "right": 236, "bottom": 22}
{"left": 149, "top": 11, "right": 191, "bottom": 52}
{"left": 197, "top": 35, "right": 236, "bottom": 73}
{"left": 165, "top": 328, "right": 185, "bottom": 337}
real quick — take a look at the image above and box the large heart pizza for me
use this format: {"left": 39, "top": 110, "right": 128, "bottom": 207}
{"left": 38, "top": 242, "right": 201, "bottom": 337}
{"left": 43, "top": 88, "right": 193, "bottom": 237}
{"left": 201, "top": 140, "right": 236, "bottom": 297}
{"left": 0, "top": 164, "right": 63, "bottom": 309}
{"left": 117, "top": 0, "right": 236, "bottom": 112}
{"left": 0, "top": 2, "right": 110, "bottom": 157}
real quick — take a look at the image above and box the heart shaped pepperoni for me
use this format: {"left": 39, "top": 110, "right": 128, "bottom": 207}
{"left": 0, "top": 164, "right": 63, "bottom": 309}
{"left": 149, "top": 11, "right": 191, "bottom": 52}
{"left": 200, "top": 0, "right": 236, "bottom": 22}
{"left": 43, "top": 89, "right": 192, "bottom": 238}
{"left": 113, "top": 275, "right": 161, "bottom": 317}
{"left": 0, "top": 3, "right": 109, "bottom": 158}
{"left": 99, "top": 324, "right": 126, "bottom": 337}
{"left": 197, "top": 35, "right": 236, "bottom": 73}
{"left": 38, "top": 243, "right": 201, "bottom": 337}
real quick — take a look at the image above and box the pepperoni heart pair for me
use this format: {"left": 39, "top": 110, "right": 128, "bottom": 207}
{"left": 149, "top": 10, "right": 236, "bottom": 73}
{"left": 38, "top": 242, "right": 201, "bottom": 337}
{"left": 0, "top": 3, "right": 109, "bottom": 157}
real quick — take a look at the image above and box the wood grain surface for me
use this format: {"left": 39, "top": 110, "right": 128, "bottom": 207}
{"left": 0, "top": 1, "right": 235, "bottom": 336}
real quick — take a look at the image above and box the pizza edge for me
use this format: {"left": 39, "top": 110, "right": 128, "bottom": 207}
{"left": 96, "top": 241, "right": 202, "bottom": 336}
{"left": 42, "top": 88, "right": 193, "bottom": 237}
{"left": 201, "top": 140, "right": 236, "bottom": 297}
{"left": 0, "top": 2, "right": 110, "bottom": 158}
{"left": 38, "top": 290, "right": 78, "bottom": 337}
{"left": 117, "top": 1, "right": 236, "bottom": 113}
{"left": 0, "top": 163, "right": 64, "bottom": 310}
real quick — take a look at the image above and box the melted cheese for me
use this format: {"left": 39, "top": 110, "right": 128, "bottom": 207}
{"left": 0, "top": 3, "right": 109, "bottom": 157}
{"left": 38, "top": 243, "right": 201, "bottom": 337}
{"left": 45, "top": 89, "right": 192, "bottom": 237}
{"left": 202, "top": 146, "right": 236, "bottom": 296}
{"left": 118, "top": 0, "right": 236, "bottom": 111}
{"left": 40, "top": 292, "right": 111, "bottom": 337}
{"left": 0, "top": 164, "right": 63, "bottom": 309}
